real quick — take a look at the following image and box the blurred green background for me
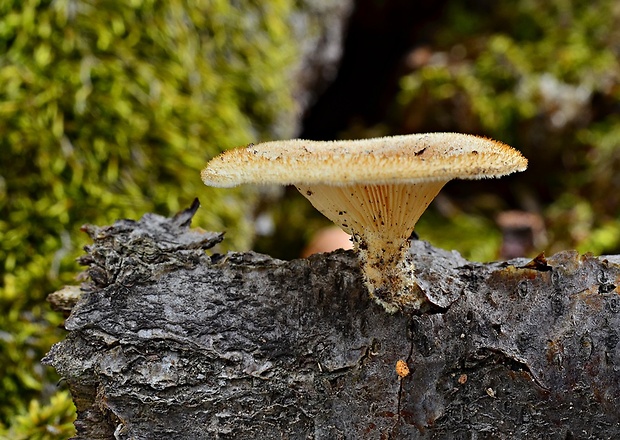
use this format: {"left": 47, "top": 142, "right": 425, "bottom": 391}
{"left": 1, "top": 0, "right": 619, "bottom": 437}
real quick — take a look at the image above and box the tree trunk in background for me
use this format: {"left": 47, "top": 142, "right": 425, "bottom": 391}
{"left": 44, "top": 201, "right": 620, "bottom": 439}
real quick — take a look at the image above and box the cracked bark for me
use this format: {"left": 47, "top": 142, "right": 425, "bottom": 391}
{"left": 44, "top": 200, "right": 620, "bottom": 439}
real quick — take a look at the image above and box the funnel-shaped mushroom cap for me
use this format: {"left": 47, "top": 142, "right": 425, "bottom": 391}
{"left": 201, "top": 133, "right": 527, "bottom": 313}
{"left": 201, "top": 133, "right": 527, "bottom": 187}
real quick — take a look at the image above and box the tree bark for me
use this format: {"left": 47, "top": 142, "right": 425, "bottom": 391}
{"left": 44, "top": 200, "right": 620, "bottom": 439}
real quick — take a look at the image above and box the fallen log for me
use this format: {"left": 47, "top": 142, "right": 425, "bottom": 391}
{"left": 44, "top": 200, "right": 620, "bottom": 439}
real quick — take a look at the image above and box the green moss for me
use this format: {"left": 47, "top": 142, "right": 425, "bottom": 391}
{"left": 0, "top": 0, "right": 299, "bottom": 428}
{"left": 397, "top": 0, "right": 620, "bottom": 255}
{"left": 0, "top": 391, "right": 76, "bottom": 440}
{"left": 416, "top": 210, "right": 503, "bottom": 263}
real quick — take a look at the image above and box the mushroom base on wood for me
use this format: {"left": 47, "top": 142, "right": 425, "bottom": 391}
{"left": 296, "top": 181, "right": 447, "bottom": 313}
{"left": 44, "top": 201, "right": 620, "bottom": 439}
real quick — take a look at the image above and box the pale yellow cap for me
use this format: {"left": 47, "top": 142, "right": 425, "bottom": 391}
{"left": 201, "top": 133, "right": 527, "bottom": 187}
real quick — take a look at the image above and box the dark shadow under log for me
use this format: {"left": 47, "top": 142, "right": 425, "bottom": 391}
{"left": 44, "top": 200, "right": 620, "bottom": 439}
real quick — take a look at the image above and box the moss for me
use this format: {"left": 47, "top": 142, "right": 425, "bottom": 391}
{"left": 396, "top": 0, "right": 620, "bottom": 255}
{"left": 0, "top": 0, "right": 299, "bottom": 429}
{"left": 0, "top": 391, "right": 76, "bottom": 440}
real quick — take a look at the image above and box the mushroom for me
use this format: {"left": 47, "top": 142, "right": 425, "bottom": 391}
{"left": 201, "top": 133, "right": 527, "bottom": 313}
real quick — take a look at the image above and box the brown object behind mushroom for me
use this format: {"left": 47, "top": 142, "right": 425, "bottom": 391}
{"left": 496, "top": 210, "right": 546, "bottom": 259}
{"left": 301, "top": 226, "right": 353, "bottom": 258}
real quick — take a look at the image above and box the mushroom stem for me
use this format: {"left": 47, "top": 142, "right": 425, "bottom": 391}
{"left": 352, "top": 231, "right": 422, "bottom": 313}
{"left": 296, "top": 181, "right": 447, "bottom": 313}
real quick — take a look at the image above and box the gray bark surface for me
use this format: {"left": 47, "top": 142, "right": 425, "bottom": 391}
{"left": 44, "top": 200, "right": 620, "bottom": 439}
